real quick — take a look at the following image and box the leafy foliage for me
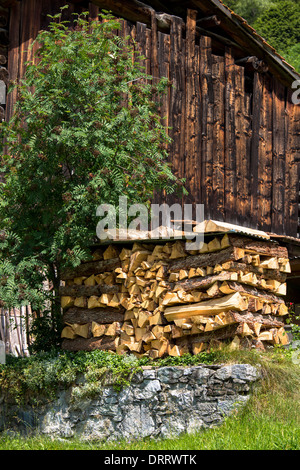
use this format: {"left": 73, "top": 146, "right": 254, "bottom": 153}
{"left": 253, "top": 1, "right": 300, "bottom": 60}
{"left": 0, "top": 349, "right": 218, "bottom": 404}
{"left": 224, "top": 0, "right": 300, "bottom": 72}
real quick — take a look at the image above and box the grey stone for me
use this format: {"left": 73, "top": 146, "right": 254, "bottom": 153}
{"left": 142, "top": 369, "right": 157, "bottom": 380}
{"left": 159, "top": 414, "right": 186, "bottom": 439}
{"left": 130, "top": 370, "right": 144, "bottom": 384}
{"left": 212, "top": 364, "right": 259, "bottom": 383}
{"left": 217, "top": 396, "right": 249, "bottom": 417}
{"left": 0, "top": 364, "right": 259, "bottom": 441}
{"left": 157, "top": 367, "right": 184, "bottom": 383}
{"left": 132, "top": 379, "right": 161, "bottom": 400}
{"left": 121, "top": 404, "right": 156, "bottom": 439}
{"left": 168, "top": 388, "right": 194, "bottom": 408}
{"left": 186, "top": 414, "right": 205, "bottom": 435}
{"left": 195, "top": 401, "right": 218, "bottom": 416}
{"left": 190, "top": 366, "right": 212, "bottom": 384}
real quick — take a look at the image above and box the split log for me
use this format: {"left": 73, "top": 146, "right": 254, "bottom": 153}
{"left": 70, "top": 323, "right": 90, "bottom": 338}
{"left": 228, "top": 311, "right": 285, "bottom": 329}
{"left": 129, "top": 250, "right": 151, "bottom": 271}
{"left": 61, "top": 296, "right": 74, "bottom": 309}
{"left": 63, "top": 307, "right": 124, "bottom": 325}
{"left": 168, "top": 246, "right": 245, "bottom": 272}
{"left": 172, "top": 271, "right": 236, "bottom": 292}
{"left": 224, "top": 235, "right": 288, "bottom": 258}
{"left": 61, "top": 258, "right": 121, "bottom": 280}
{"left": 103, "top": 244, "right": 120, "bottom": 259}
{"left": 91, "top": 322, "right": 107, "bottom": 337}
{"left": 164, "top": 292, "right": 248, "bottom": 321}
{"left": 59, "top": 284, "right": 119, "bottom": 297}
{"left": 220, "top": 261, "right": 287, "bottom": 282}
{"left": 219, "top": 281, "right": 284, "bottom": 304}
{"left": 62, "top": 336, "right": 117, "bottom": 352}
{"left": 61, "top": 326, "right": 77, "bottom": 339}
{"left": 176, "top": 324, "right": 240, "bottom": 347}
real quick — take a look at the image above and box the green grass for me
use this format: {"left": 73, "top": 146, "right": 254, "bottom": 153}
{"left": 0, "top": 347, "right": 299, "bottom": 450}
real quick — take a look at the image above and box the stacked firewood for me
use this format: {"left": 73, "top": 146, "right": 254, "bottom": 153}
{"left": 60, "top": 233, "right": 290, "bottom": 356}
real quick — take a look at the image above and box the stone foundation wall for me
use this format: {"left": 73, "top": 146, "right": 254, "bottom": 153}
{"left": 0, "top": 364, "right": 260, "bottom": 441}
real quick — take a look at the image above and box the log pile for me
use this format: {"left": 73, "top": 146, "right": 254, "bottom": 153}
{"left": 60, "top": 233, "right": 290, "bottom": 356}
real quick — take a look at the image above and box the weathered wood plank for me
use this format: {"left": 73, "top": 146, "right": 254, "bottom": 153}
{"left": 167, "top": 15, "right": 185, "bottom": 206}
{"left": 250, "top": 72, "right": 263, "bottom": 228}
{"left": 158, "top": 31, "right": 170, "bottom": 130}
{"left": 200, "top": 35, "right": 213, "bottom": 219}
{"left": 257, "top": 74, "right": 273, "bottom": 231}
{"left": 234, "top": 64, "right": 248, "bottom": 224}
{"left": 243, "top": 88, "right": 252, "bottom": 223}
{"left": 150, "top": 9, "right": 159, "bottom": 86}
{"left": 271, "top": 78, "right": 286, "bottom": 234}
{"left": 185, "top": 9, "right": 197, "bottom": 206}
{"left": 285, "top": 89, "right": 300, "bottom": 237}
{"left": 19, "top": 0, "right": 41, "bottom": 79}
{"left": 89, "top": 2, "right": 99, "bottom": 22}
{"left": 212, "top": 55, "right": 225, "bottom": 220}
{"left": 5, "top": 0, "right": 20, "bottom": 121}
{"left": 194, "top": 42, "right": 202, "bottom": 204}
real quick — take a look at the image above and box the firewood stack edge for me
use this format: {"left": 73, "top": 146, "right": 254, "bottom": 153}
{"left": 60, "top": 233, "right": 290, "bottom": 357}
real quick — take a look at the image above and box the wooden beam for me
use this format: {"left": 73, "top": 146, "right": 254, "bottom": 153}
{"left": 235, "top": 56, "right": 268, "bottom": 73}
{"left": 196, "top": 15, "right": 220, "bottom": 28}
{"left": 192, "top": 0, "right": 300, "bottom": 86}
{"left": 91, "top": 0, "right": 174, "bottom": 31}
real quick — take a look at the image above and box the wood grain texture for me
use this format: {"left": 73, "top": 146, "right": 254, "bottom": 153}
{"left": 257, "top": 74, "right": 273, "bottom": 231}
{"left": 3, "top": 0, "right": 299, "bottom": 237}
{"left": 271, "top": 78, "right": 286, "bottom": 234}
{"left": 185, "top": 9, "right": 197, "bottom": 206}
{"left": 63, "top": 306, "right": 124, "bottom": 324}
{"left": 224, "top": 48, "right": 236, "bottom": 223}
{"left": 61, "top": 258, "right": 121, "bottom": 280}
{"left": 212, "top": 55, "right": 225, "bottom": 220}
{"left": 167, "top": 15, "right": 185, "bottom": 207}
{"left": 250, "top": 72, "right": 263, "bottom": 229}
{"left": 200, "top": 35, "right": 213, "bottom": 220}
{"left": 285, "top": 89, "right": 300, "bottom": 237}
{"left": 5, "top": 0, "right": 20, "bottom": 121}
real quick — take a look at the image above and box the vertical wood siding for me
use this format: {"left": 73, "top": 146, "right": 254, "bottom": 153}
{"left": 4, "top": 0, "right": 300, "bottom": 237}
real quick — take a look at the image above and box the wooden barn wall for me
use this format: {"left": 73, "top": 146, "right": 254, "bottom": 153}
{"left": 4, "top": 0, "right": 300, "bottom": 237}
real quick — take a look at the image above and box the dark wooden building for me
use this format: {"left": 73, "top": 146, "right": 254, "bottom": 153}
{"left": 0, "top": 0, "right": 299, "bottom": 239}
